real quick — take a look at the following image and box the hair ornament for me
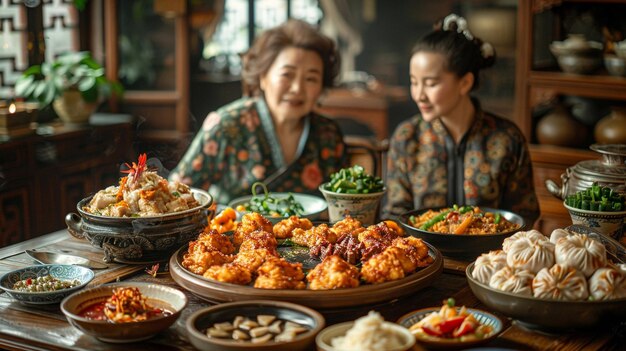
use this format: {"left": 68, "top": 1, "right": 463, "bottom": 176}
{"left": 481, "top": 42, "right": 494, "bottom": 59}
{"left": 442, "top": 13, "right": 473, "bottom": 40}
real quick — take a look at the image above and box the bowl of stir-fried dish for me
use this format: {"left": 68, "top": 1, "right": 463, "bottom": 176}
{"left": 61, "top": 282, "right": 187, "bottom": 343}
{"left": 399, "top": 205, "right": 524, "bottom": 260}
{"left": 65, "top": 154, "right": 213, "bottom": 263}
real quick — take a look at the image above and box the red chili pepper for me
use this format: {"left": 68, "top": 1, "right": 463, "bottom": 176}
{"left": 438, "top": 316, "right": 466, "bottom": 334}
{"left": 453, "top": 319, "right": 477, "bottom": 338}
{"left": 422, "top": 325, "right": 443, "bottom": 336}
{"left": 26, "top": 278, "right": 32, "bottom": 285}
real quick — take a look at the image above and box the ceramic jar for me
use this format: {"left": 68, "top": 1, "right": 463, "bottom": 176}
{"left": 536, "top": 105, "right": 588, "bottom": 147}
{"left": 595, "top": 108, "right": 626, "bottom": 145}
{"left": 546, "top": 144, "right": 626, "bottom": 200}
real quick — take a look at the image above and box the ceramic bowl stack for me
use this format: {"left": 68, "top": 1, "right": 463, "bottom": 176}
{"left": 606, "top": 40, "right": 626, "bottom": 77}
{"left": 550, "top": 34, "right": 603, "bottom": 74}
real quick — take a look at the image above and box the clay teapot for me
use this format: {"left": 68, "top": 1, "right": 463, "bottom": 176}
{"left": 546, "top": 144, "right": 626, "bottom": 200}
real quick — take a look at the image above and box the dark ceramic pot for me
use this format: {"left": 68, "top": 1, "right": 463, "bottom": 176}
{"left": 66, "top": 189, "right": 212, "bottom": 263}
{"left": 398, "top": 207, "right": 525, "bottom": 260}
{"left": 546, "top": 144, "right": 626, "bottom": 200}
{"left": 536, "top": 105, "right": 588, "bottom": 147}
{"left": 594, "top": 108, "right": 626, "bottom": 145}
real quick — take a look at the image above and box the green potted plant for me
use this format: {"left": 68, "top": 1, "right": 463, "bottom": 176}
{"left": 15, "top": 51, "right": 123, "bottom": 124}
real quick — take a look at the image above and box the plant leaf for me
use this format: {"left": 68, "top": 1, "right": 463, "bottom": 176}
{"left": 14, "top": 75, "right": 35, "bottom": 96}
{"left": 78, "top": 76, "right": 96, "bottom": 92}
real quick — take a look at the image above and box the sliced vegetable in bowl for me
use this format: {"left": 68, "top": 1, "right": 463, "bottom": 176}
{"left": 564, "top": 182, "right": 626, "bottom": 212}
{"left": 397, "top": 298, "right": 503, "bottom": 349}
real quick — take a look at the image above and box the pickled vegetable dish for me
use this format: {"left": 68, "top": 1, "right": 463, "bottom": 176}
{"left": 408, "top": 205, "right": 519, "bottom": 235}
{"left": 12, "top": 275, "right": 81, "bottom": 292}
{"left": 409, "top": 298, "right": 494, "bottom": 342}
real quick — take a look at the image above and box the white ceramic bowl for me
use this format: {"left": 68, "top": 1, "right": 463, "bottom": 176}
{"left": 228, "top": 192, "right": 327, "bottom": 224}
{"left": 604, "top": 55, "right": 626, "bottom": 77}
{"left": 318, "top": 185, "right": 385, "bottom": 225}
{"left": 315, "top": 320, "right": 415, "bottom": 351}
{"left": 61, "top": 282, "right": 187, "bottom": 343}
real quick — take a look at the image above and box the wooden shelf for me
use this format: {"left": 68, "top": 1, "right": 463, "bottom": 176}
{"left": 514, "top": 0, "right": 626, "bottom": 233}
{"left": 528, "top": 71, "right": 626, "bottom": 100}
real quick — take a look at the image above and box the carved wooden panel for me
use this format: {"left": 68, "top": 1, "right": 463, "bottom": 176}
{"left": 0, "top": 185, "right": 31, "bottom": 246}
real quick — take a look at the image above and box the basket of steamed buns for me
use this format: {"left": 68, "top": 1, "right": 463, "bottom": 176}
{"left": 466, "top": 226, "right": 626, "bottom": 330}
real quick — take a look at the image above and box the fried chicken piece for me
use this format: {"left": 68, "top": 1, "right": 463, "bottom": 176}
{"left": 202, "top": 262, "right": 252, "bottom": 285}
{"left": 358, "top": 222, "right": 397, "bottom": 245}
{"left": 392, "top": 236, "right": 433, "bottom": 268}
{"left": 182, "top": 240, "right": 234, "bottom": 275}
{"left": 383, "top": 220, "right": 405, "bottom": 237}
{"left": 292, "top": 224, "right": 338, "bottom": 247}
{"left": 253, "top": 257, "right": 306, "bottom": 290}
{"left": 307, "top": 255, "right": 360, "bottom": 290}
{"left": 196, "top": 228, "right": 235, "bottom": 254}
{"left": 238, "top": 230, "right": 278, "bottom": 253}
{"left": 233, "top": 212, "right": 273, "bottom": 247}
{"left": 273, "top": 216, "right": 313, "bottom": 239}
{"left": 331, "top": 216, "right": 363, "bottom": 237}
{"left": 233, "top": 248, "right": 278, "bottom": 273}
{"left": 360, "top": 247, "right": 412, "bottom": 284}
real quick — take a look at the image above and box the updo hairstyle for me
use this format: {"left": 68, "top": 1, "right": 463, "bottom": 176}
{"left": 411, "top": 15, "right": 496, "bottom": 91}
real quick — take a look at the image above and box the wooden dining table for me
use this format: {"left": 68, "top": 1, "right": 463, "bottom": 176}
{"left": 0, "top": 229, "right": 624, "bottom": 351}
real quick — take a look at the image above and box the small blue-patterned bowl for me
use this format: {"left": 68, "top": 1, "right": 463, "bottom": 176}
{"left": 0, "top": 264, "right": 94, "bottom": 305}
{"left": 397, "top": 306, "right": 503, "bottom": 350}
{"left": 564, "top": 202, "right": 626, "bottom": 241}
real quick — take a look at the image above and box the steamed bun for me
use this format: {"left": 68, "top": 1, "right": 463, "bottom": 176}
{"left": 472, "top": 250, "right": 507, "bottom": 285}
{"left": 532, "top": 264, "right": 589, "bottom": 301}
{"left": 554, "top": 233, "right": 607, "bottom": 278}
{"left": 506, "top": 237, "right": 555, "bottom": 274}
{"left": 489, "top": 266, "right": 535, "bottom": 296}
{"left": 502, "top": 230, "right": 548, "bottom": 253}
{"left": 589, "top": 267, "right": 626, "bottom": 300}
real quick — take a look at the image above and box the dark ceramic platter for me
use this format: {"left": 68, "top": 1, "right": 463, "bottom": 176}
{"left": 466, "top": 225, "right": 626, "bottom": 331}
{"left": 169, "top": 238, "right": 444, "bottom": 310}
{"left": 398, "top": 207, "right": 525, "bottom": 260}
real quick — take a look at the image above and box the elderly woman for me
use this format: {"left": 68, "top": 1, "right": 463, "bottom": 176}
{"left": 385, "top": 14, "right": 539, "bottom": 226}
{"left": 169, "top": 19, "right": 346, "bottom": 204}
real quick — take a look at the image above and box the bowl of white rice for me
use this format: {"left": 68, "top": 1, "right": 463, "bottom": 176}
{"left": 315, "top": 311, "right": 415, "bottom": 351}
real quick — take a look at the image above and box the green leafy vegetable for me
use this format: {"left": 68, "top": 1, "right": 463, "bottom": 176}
{"left": 240, "top": 182, "right": 305, "bottom": 217}
{"left": 322, "top": 165, "right": 384, "bottom": 194}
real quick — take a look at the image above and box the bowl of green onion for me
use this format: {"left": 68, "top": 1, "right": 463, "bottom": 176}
{"left": 228, "top": 183, "right": 327, "bottom": 224}
{"left": 563, "top": 183, "right": 626, "bottom": 241}
{"left": 319, "top": 165, "right": 385, "bottom": 225}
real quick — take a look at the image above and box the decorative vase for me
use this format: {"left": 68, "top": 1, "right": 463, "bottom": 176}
{"left": 594, "top": 108, "right": 626, "bottom": 144}
{"left": 536, "top": 105, "right": 588, "bottom": 147}
{"left": 52, "top": 90, "right": 97, "bottom": 124}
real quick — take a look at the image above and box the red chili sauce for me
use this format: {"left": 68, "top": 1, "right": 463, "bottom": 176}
{"left": 78, "top": 301, "right": 172, "bottom": 322}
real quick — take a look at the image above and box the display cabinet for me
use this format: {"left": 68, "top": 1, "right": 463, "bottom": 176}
{"left": 0, "top": 115, "right": 133, "bottom": 246}
{"left": 514, "top": 0, "right": 626, "bottom": 233}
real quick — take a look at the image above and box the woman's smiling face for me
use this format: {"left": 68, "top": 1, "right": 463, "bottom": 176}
{"left": 260, "top": 47, "right": 324, "bottom": 124}
{"left": 409, "top": 51, "right": 472, "bottom": 122}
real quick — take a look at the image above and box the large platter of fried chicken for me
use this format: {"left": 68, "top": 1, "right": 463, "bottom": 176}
{"left": 169, "top": 212, "right": 443, "bottom": 309}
